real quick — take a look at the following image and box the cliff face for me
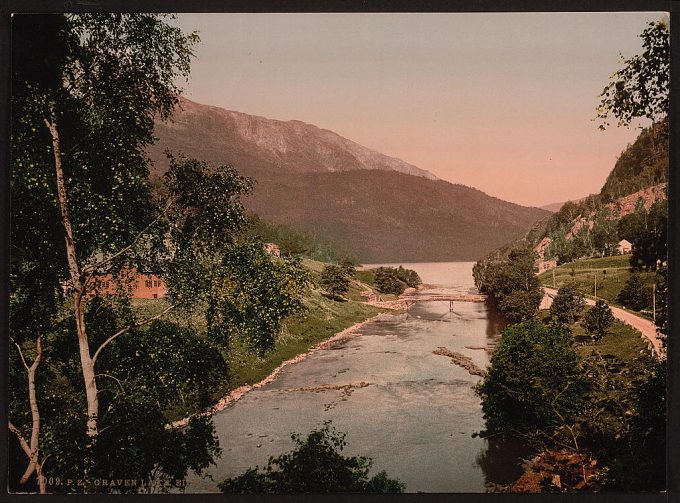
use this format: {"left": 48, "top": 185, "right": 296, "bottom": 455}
{"left": 603, "top": 183, "right": 667, "bottom": 218}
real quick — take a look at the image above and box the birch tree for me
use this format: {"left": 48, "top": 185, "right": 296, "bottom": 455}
{"left": 11, "top": 13, "right": 307, "bottom": 492}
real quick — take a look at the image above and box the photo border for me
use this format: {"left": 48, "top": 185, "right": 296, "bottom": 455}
{"left": 0, "top": 1, "right": 676, "bottom": 502}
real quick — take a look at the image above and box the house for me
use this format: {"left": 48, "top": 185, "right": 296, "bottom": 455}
{"left": 264, "top": 242, "right": 281, "bottom": 257}
{"left": 618, "top": 239, "right": 633, "bottom": 255}
{"left": 536, "top": 259, "right": 557, "bottom": 273}
{"left": 89, "top": 270, "right": 167, "bottom": 299}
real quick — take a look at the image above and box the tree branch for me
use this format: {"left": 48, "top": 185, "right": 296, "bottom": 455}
{"left": 82, "top": 196, "right": 176, "bottom": 277}
{"left": 95, "top": 373, "right": 125, "bottom": 393}
{"left": 92, "top": 303, "right": 176, "bottom": 365}
{"left": 8, "top": 421, "right": 32, "bottom": 459}
{"left": 10, "top": 337, "right": 30, "bottom": 371}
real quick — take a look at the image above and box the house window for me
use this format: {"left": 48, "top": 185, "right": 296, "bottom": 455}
{"left": 153, "top": 280, "right": 159, "bottom": 287}
{"left": 145, "top": 280, "right": 152, "bottom": 288}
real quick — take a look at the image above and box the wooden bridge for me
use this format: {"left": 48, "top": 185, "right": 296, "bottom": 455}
{"left": 400, "top": 293, "right": 488, "bottom": 311}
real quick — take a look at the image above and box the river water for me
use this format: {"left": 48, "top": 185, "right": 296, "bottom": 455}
{"left": 187, "top": 262, "right": 525, "bottom": 493}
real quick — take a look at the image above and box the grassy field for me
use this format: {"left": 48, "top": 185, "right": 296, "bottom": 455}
{"left": 537, "top": 254, "right": 657, "bottom": 313}
{"left": 537, "top": 309, "right": 649, "bottom": 363}
{"left": 134, "top": 258, "right": 391, "bottom": 420}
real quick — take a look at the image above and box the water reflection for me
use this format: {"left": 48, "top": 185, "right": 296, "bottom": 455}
{"left": 476, "top": 436, "right": 537, "bottom": 486}
{"left": 485, "top": 303, "right": 507, "bottom": 338}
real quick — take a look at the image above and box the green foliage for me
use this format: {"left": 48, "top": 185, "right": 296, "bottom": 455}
{"left": 320, "top": 264, "right": 351, "bottom": 300}
{"left": 629, "top": 199, "right": 667, "bottom": 271}
{"left": 219, "top": 421, "right": 404, "bottom": 493}
{"left": 654, "top": 265, "right": 667, "bottom": 347}
{"left": 582, "top": 300, "right": 614, "bottom": 341}
{"left": 596, "top": 20, "right": 669, "bottom": 129}
{"left": 10, "top": 13, "right": 308, "bottom": 493}
{"left": 617, "top": 273, "right": 652, "bottom": 311}
{"left": 476, "top": 320, "right": 587, "bottom": 443}
{"left": 474, "top": 248, "right": 543, "bottom": 323}
{"left": 246, "top": 215, "right": 348, "bottom": 263}
{"left": 372, "top": 266, "right": 421, "bottom": 295}
{"left": 207, "top": 242, "right": 310, "bottom": 355}
{"left": 617, "top": 207, "right": 647, "bottom": 244}
{"left": 498, "top": 290, "right": 544, "bottom": 324}
{"left": 549, "top": 284, "right": 586, "bottom": 325}
{"left": 590, "top": 209, "right": 619, "bottom": 257}
{"left": 102, "top": 319, "right": 229, "bottom": 409}
{"left": 602, "top": 360, "right": 666, "bottom": 491}
{"left": 340, "top": 258, "right": 357, "bottom": 278}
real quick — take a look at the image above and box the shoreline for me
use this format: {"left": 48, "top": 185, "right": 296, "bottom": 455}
{"left": 171, "top": 311, "right": 391, "bottom": 428}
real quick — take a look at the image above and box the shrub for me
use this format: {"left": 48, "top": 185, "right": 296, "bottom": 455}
{"left": 320, "top": 265, "right": 350, "bottom": 300}
{"left": 582, "top": 299, "right": 614, "bottom": 341}
{"left": 373, "top": 266, "right": 421, "bottom": 295}
{"left": 549, "top": 284, "right": 586, "bottom": 325}
{"left": 476, "top": 320, "right": 587, "bottom": 443}
{"left": 219, "top": 421, "right": 405, "bottom": 493}
{"left": 617, "top": 273, "right": 652, "bottom": 311}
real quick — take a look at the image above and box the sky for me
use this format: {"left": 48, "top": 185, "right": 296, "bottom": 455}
{"left": 176, "top": 12, "right": 668, "bottom": 208}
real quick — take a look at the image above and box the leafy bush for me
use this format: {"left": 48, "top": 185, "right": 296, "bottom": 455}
{"left": 582, "top": 300, "right": 614, "bottom": 341}
{"left": 219, "top": 421, "right": 405, "bottom": 493}
{"left": 476, "top": 320, "right": 587, "bottom": 443}
{"left": 373, "top": 266, "right": 421, "bottom": 295}
{"left": 340, "top": 259, "right": 357, "bottom": 278}
{"left": 474, "top": 248, "right": 543, "bottom": 322}
{"left": 617, "top": 273, "right": 652, "bottom": 311}
{"left": 549, "top": 284, "right": 586, "bottom": 325}
{"left": 320, "top": 265, "right": 350, "bottom": 300}
{"left": 498, "top": 289, "right": 544, "bottom": 324}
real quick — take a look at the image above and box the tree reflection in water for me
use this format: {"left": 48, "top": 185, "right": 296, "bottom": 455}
{"left": 475, "top": 436, "right": 536, "bottom": 487}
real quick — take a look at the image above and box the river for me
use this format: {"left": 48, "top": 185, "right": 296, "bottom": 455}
{"left": 187, "top": 262, "right": 527, "bottom": 493}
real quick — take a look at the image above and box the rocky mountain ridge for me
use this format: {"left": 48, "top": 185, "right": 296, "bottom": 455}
{"left": 149, "top": 97, "right": 437, "bottom": 180}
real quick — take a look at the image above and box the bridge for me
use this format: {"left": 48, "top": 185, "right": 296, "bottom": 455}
{"left": 400, "top": 293, "right": 488, "bottom": 311}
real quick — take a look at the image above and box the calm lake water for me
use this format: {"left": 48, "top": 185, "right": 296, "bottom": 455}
{"left": 187, "top": 262, "right": 526, "bottom": 493}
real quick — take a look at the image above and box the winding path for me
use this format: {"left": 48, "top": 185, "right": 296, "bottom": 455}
{"left": 541, "top": 287, "right": 663, "bottom": 356}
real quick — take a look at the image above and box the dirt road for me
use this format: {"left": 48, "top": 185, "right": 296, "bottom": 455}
{"left": 542, "top": 287, "right": 663, "bottom": 356}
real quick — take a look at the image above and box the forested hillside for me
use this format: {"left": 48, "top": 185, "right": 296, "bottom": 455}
{"left": 480, "top": 120, "right": 668, "bottom": 267}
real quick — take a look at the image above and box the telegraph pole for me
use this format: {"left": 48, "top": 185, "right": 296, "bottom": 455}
{"left": 653, "top": 283, "right": 656, "bottom": 322}
{"left": 594, "top": 273, "right": 597, "bottom": 300}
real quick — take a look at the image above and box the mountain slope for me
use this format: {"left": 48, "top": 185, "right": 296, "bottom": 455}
{"left": 149, "top": 97, "right": 436, "bottom": 180}
{"left": 481, "top": 121, "right": 668, "bottom": 266}
{"left": 245, "top": 170, "right": 548, "bottom": 262}
{"left": 149, "top": 98, "right": 549, "bottom": 262}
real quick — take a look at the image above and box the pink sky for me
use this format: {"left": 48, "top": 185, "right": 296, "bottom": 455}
{"left": 177, "top": 12, "right": 667, "bottom": 208}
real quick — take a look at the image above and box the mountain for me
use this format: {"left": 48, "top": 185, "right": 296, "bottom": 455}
{"left": 599, "top": 120, "right": 668, "bottom": 202}
{"left": 148, "top": 97, "right": 436, "bottom": 180}
{"left": 149, "top": 98, "right": 549, "bottom": 262}
{"left": 244, "top": 170, "right": 549, "bottom": 262}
